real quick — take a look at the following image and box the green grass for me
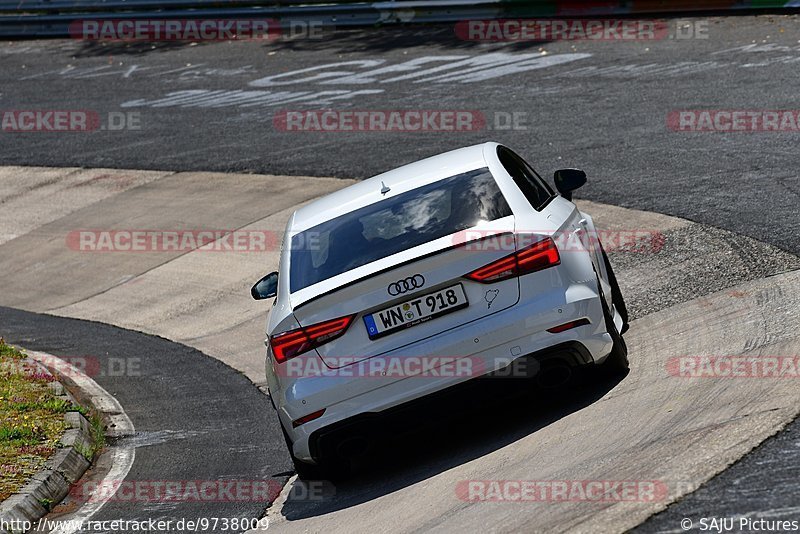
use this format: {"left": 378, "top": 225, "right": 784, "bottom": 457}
{"left": 87, "top": 412, "right": 106, "bottom": 459}
{"left": 0, "top": 338, "right": 82, "bottom": 500}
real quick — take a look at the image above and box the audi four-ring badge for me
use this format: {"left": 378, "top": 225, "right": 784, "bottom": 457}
{"left": 387, "top": 275, "right": 425, "bottom": 296}
{"left": 252, "top": 142, "right": 630, "bottom": 479}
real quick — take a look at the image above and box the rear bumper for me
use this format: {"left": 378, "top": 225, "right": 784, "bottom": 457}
{"left": 307, "top": 341, "right": 593, "bottom": 464}
{"left": 276, "top": 281, "right": 613, "bottom": 462}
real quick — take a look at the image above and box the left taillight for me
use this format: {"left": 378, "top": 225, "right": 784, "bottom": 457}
{"left": 269, "top": 314, "right": 355, "bottom": 364}
{"left": 292, "top": 408, "right": 326, "bottom": 428}
{"left": 465, "top": 236, "right": 561, "bottom": 283}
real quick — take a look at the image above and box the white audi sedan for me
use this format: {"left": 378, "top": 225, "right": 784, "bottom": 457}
{"left": 252, "top": 142, "right": 629, "bottom": 479}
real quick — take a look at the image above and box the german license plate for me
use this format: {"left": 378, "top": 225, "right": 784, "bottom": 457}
{"left": 363, "top": 283, "right": 468, "bottom": 339}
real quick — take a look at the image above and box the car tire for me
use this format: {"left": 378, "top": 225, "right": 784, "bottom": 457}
{"left": 280, "top": 425, "right": 348, "bottom": 481}
{"left": 601, "top": 303, "right": 629, "bottom": 375}
{"left": 596, "top": 257, "right": 629, "bottom": 375}
{"left": 600, "top": 245, "right": 629, "bottom": 333}
{"left": 292, "top": 456, "right": 330, "bottom": 481}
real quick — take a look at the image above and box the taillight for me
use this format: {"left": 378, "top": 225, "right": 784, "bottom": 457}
{"left": 547, "top": 318, "right": 590, "bottom": 333}
{"left": 292, "top": 408, "right": 326, "bottom": 428}
{"left": 269, "top": 315, "right": 355, "bottom": 364}
{"left": 465, "top": 237, "right": 560, "bottom": 283}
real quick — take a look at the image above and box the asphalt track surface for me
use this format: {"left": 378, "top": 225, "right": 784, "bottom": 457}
{"left": 0, "top": 306, "right": 293, "bottom": 525}
{"left": 1, "top": 15, "right": 799, "bottom": 255}
{"left": 1, "top": 13, "right": 799, "bottom": 533}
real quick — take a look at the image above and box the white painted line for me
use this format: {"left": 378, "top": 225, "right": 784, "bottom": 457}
{"left": 27, "top": 351, "right": 135, "bottom": 534}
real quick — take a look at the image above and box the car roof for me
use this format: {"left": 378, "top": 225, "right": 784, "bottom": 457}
{"left": 289, "top": 141, "right": 500, "bottom": 234}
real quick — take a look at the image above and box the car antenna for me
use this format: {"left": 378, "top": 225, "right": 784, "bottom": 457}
{"left": 380, "top": 181, "right": 391, "bottom": 195}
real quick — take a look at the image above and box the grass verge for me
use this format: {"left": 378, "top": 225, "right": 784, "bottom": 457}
{"left": 0, "top": 338, "right": 96, "bottom": 501}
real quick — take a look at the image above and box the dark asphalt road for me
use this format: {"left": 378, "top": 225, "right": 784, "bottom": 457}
{"left": 0, "top": 306, "right": 291, "bottom": 529}
{"left": 1, "top": 16, "right": 799, "bottom": 256}
{"left": 636, "top": 414, "right": 800, "bottom": 533}
{"left": 1, "top": 14, "right": 799, "bottom": 531}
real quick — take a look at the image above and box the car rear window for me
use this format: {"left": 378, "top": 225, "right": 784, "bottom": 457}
{"left": 289, "top": 167, "right": 512, "bottom": 292}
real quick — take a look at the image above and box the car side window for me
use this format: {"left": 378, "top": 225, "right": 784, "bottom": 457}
{"left": 497, "top": 146, "right": 555, "bottom": 210}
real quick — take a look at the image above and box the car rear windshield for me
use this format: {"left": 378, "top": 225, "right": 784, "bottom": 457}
{"left": 289, "top": 167, "right": 512, "bottom": 292}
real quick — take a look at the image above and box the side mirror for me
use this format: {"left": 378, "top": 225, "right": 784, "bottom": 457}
{"left": 553, "top": 169, "right": 587, "bottom": 202}
{"left": 251, "top": 272, "right": 279, "bottom": 300}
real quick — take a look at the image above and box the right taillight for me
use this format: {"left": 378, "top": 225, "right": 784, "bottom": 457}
{"left": 269, "top": 314, "right": 354, "bottom": 364}
{"left": 465, "top": 237, "right": 560, "bottom": 283}
{"left": 547, "top": 318, "right": 590, "bottom": 333}
{"left": 292, "top": 408, "right": 326, "bottom": 428}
